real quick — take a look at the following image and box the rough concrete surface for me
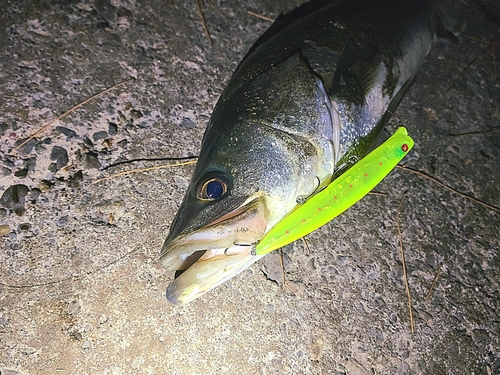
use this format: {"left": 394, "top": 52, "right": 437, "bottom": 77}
{"left": 0, "top": 0, "right": 499, "bottom": 374}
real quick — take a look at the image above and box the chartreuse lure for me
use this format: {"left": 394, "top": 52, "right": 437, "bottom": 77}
{"left": 255, "top": 126, "right": 414, "bottom": 256}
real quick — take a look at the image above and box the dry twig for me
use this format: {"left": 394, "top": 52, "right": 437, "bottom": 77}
{"left": 396, "top": 192, "right": 415, "bottom": 333}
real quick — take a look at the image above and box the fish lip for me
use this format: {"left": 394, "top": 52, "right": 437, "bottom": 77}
{"left": 159, "top": 196, "right": 268, "bottom": 304}
{"left": 165, "top": 244, "right": 261, "bottom": 305}
{"left": 159, "top": 196, "right": 266, "bottom": 269}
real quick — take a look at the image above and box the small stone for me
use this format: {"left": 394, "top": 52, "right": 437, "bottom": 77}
{"left": 35, "top": 142, "right": 46, "bottom": 154}
{"left": 18, "top": 223, "right": 31, "bottom": 231}
{"left": 50, "top": 146, "right": 69, "bottom": 170}
{"left": 48, "top": 162, "right": 58, "bottom": 173}
{"left": 20, "top": 346, "right": 36, "bottom": 355}
{"left": 82, "top": 135, "right": 94, "bottom": 149}
{"left": 25, "top": 157, "right": 36, "bottom": 172}
{"left": 16, "top": 106, "right": 30, "bottom": 121}
{"left": 68, "top": 171, "right": 83, "bottom": 188}
{"left": 39, "top": 180, "right": 52, "bottom": 192}
{"left": 33, "top": 99, "right": 44, "bottom": 109}
{"left": 67, "top": 299, "right": 80, "bottom": 315}
{"left": 29, "top": 188, "right": 41, "bottom": 202}
{"left": 105, "top": 105, "right": 115, "bottom": 115}
{"left": 92, "top": 131, "right": 108, "bottom": 141}
{"left": 130, "top": 109, "right": 143, "bottom": 118}
{"left": 55, "top": 126, "right": 78, "bottom": 140}
{"left": 10, "top": 242, "right": 22, "bottom": 250}
{"left": 57, "top": 216, "right": 69, "bottom": 226}
{"left": 83, "top": 152, "right": 102, "bottom": 169}
{"left": 180, "top": 117, "right": 196, "bottom": 129}
{"left": 117, "top": 7, "right": 133, "bottom": 19}
{"left": 0, "top": 184, "right": 30, "bottom": 213}
{"left": 98, "top": 314, "right": 108, "bottom": 325}
{"left": 14, "top": 138, "right": 37, "bottom": 154}
{"left": 0, "top": 224, "right": 10, "bottom": 236}
{"left": 108, "top": 122, "right": 118, "bottom": 136}
{"left": 0, "top": 122, "right": 8, "bottom": 133}
{"left": 136, "top": 45, "right": 147, "bottom": 59}
{"left": 261, "top": 251, "right": 285, "bottom": 284}
{"left": 14, "top": 168, "right": 28, "bottom": 178}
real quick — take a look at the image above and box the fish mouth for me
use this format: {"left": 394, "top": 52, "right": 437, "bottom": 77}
{"left": 160, "top": 196, "right": 268, "bottom": 305}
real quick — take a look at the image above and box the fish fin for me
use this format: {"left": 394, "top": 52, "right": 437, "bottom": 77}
{"left": 377, "top": 77, "right": 416, "bottom": 129}
{"left": 334, "top": 80, "right": 415, "bottom": 163}
{"left": 351, "top": 42, "right": 380, "bottom": 101}
{"left": 301, "top": 41, "right": 342, "bottom": 92}
{"left": 330, "top": 40, "right": 380, "bottom": 105}
{"left": 243, "top": 0, "right": 334, "bottom": 60}
{"left": 330, "top": 41, "right": 359, "bottom": 95}
{"left": 435, "top": 16, "right": 459, "bottom": 43}
{"left": 371, "top": 128, "right": 392, "bottom": 150}
{"left": 387, "top": 77, "right": 415, "bottom": 116}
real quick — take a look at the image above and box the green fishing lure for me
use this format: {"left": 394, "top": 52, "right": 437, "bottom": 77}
{"left": 255, "top": 126, "right": 414, "bottom": 255}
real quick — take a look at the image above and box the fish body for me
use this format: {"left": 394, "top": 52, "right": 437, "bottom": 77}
{"left": 160, "top": 0, "right": 439, "bottom": 305}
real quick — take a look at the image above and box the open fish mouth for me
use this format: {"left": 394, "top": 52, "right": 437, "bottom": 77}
{"left": 160, "top": 197, "right": 268, "bottom": 305}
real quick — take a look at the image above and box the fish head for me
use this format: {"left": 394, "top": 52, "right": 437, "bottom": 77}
{"left": 160, "top": 54, "right": 339, "bottom": 305}
{"left": 160, "top": 124, "right": 322, "bottom": 305}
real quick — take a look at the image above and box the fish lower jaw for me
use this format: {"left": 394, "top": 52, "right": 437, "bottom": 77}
{"left": 165, "top": 244, "right": 261, "bottom": 305}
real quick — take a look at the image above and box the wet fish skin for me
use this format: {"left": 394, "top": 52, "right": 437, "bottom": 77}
{"left": 160, "top": 0, "right": 439, "bottom": 305}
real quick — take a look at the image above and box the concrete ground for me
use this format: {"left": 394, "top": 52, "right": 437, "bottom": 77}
{"left": 0, "top": 0, "right": 499, "bottom": 374}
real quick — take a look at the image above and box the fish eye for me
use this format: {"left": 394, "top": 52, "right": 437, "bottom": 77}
{"left": 197, "top": 176, "right": 229, "bottom": 201}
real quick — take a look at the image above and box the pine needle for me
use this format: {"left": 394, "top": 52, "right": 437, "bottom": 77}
{"left": 301, "top": 236, "right": 311, "bottom": 256}
{"left": 396, "top": 165, "right": 500, "bottom": 213}
{"left": 247, "top": 11, "right": 274, "bottom": 22}
{"left": 91, "top": 160, "right": 197, "bottom": 185}
{"left": 196, "top": 0, "right": 213, "bottom": 44}
{"left": 396, "top": 191, "right": 415, "bottom": 333}
{"left": 13, "top": 78, "right": 133, "bottom": 151}
{"left": 425, "top": 264, "right": 443, "bottom": 302}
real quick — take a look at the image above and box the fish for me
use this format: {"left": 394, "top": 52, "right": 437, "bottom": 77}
{"left": 160, "top": 0, "right": 443, "bottom": 305}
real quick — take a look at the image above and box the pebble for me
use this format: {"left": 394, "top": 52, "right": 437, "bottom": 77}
{"left": 0, "top": 224, "right": 10, "bottom": 236}
{"left": 55, "top": 126, "right": 78, "bottom": 140}
{"left": 83, "top": 152, "right": 101, "bottom": 169}
{"left": 92, "top": 131, "right": 108, "bottom": 141}
{"left": 15, "top": 138, "right": 37, "bottom": 154}
{"left": 108, "top": 122, "right": 118, "bottom": 136}
{"left": 0, "top": 184, "right": 29, "bottom": 215}
{"left": 50, "top": 146, "right": 69, "bottom": 170}
{"left": 180, "top": 117, "right": 196, "bottom": 129}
